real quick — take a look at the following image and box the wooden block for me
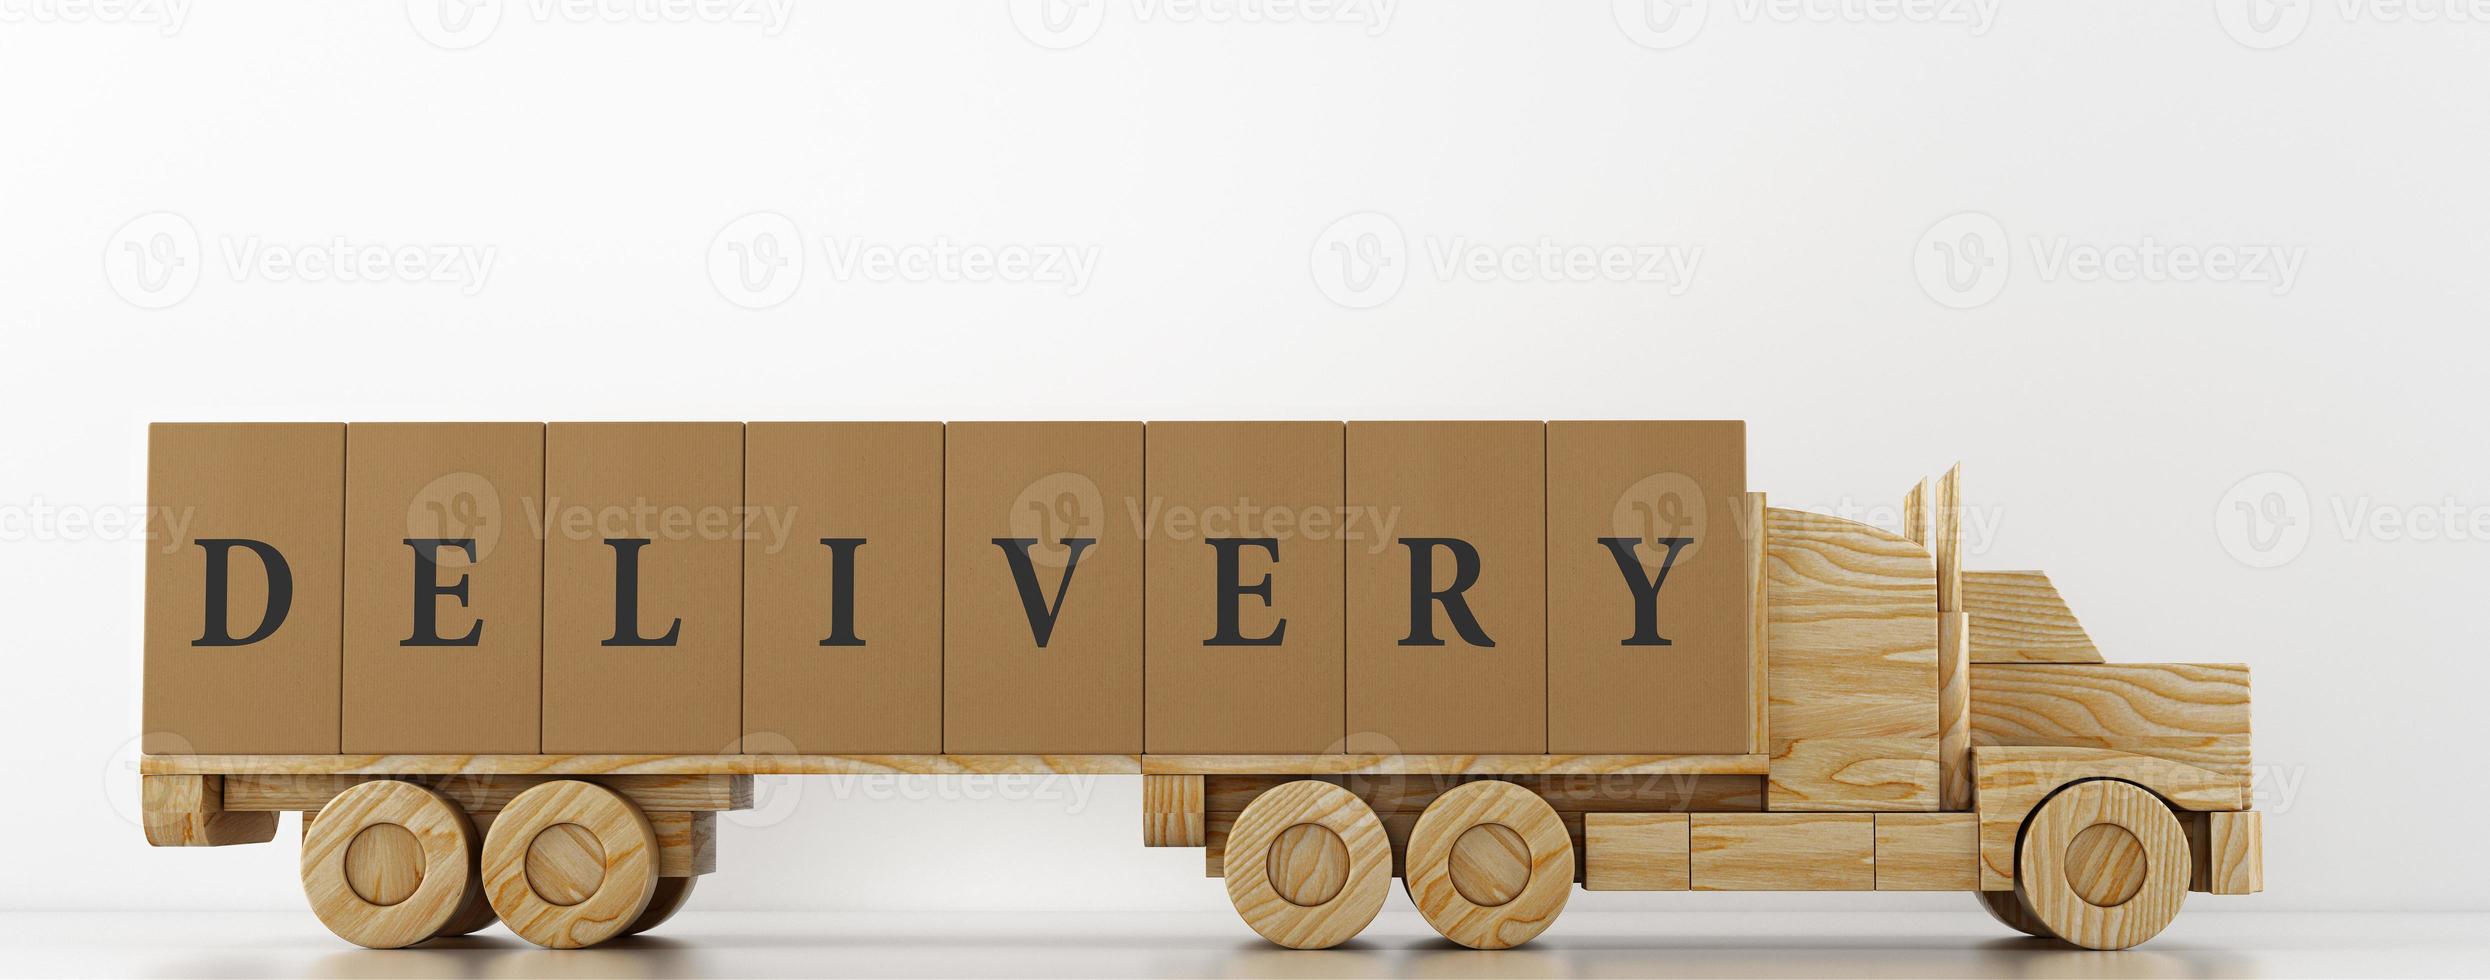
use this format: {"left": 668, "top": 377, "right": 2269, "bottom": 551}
{"left": 142, "top": 774, "right": 279, "bottom": 846}
{"left": 945, "top": 422, "right": 1143, "bottom": 753}
{"left": 2192, "top": 810, "right": 2263, "bottom": 895}
{"left": 1204, "top": 810, "right": 1233, "bottom": 876}
{"left": 1745, "top": 492, "right": 1769, "bottom": 754}
{"left": 1874, "top": 812, "right": 1979, "bottom": 890}
{"left": 342, "top": 422, "right": 543, "bottom": 754}
{"left": 1902, "top": 477, "right": 1930, "bottom": 546}
{"left": 1690, "top": 813, "right": 1873, "bottom": 890}
{"left": 1960, "top": 570, "right": 2104, "bottom": 662}
{"left": 1546, "top": 421, "right": 1750, "bottom": 754}
{"left": 744, "top": 422, "right": 944, "bottom": 753}
{"left": 222, "top": 773, "right": 752, "bottom": 813}
{"left": 1763, "top": 508, "right": 1938, "bottom": 740}
{"left": 1969, "top": 662, "right": 2252, "bottom": 796}
{"left": 542, "top": 423, "right": 744, "bottom": 754}
{"left": 1143, "top": 774, "right": 1205, "bottom": 847}
{"left": 649, "top": 811, "right": 717, "bottom": 876}
{"left": 1766, "top": 737, "right": 1937, "bottom": 811}
{"left": 1204, "top": 773, "right": 1765, "bottom": 818}
{"left": 1938, "top": 611, "right": 1972, "bottom": 810}
{"left": 1932, "top": 463, "right": 1962, "bottom": 613}
{"left": 1146, "top": 753, "right": 1766, "bottom": 776}
{"left": 145, "top": 423, "right": 344, "bottom": 754}
{"left": 1143, "top": 422, "right": 1344, "bottom": 753}
{"left": 1345, "top": 422, "right": 1545, "bottom": 754}
{"left": 145, "top": 753, "right": 1142, "bottom": 776}
{"left": 1584, "top": 813, "right": 1689, "bottom": 890}
{"left": 1972, "top": 745, "right": 2244, "bottom": 890}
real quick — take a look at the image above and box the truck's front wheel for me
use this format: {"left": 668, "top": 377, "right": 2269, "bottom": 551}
{"left": 2015, "top": 780, "right": 2189, "bottom": 950}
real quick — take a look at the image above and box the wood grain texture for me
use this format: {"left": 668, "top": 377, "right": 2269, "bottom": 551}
{"left": 299, "top": 780, "right": 475, "bottom": 948}
{"left": 146, "top": 754, "right": 1141, "bottom": 776}
{"left": 1147, "top": 754, "right": 1767, "bottom": 776}
{"left": 622, "top": 877, "right": 697, "bottom": 937}
{"left": 225, "top": 773, "right": 752, "bottom": 813}
{"left": 1938, "top": 612, "right": 1973, "bottom": 810}
{"left": 482, "top": 780, "right": 657, "bottom": 949}
{"left": 1932, "top": 464, "right": 1963, "bottom": 613}
{"left": 1972, "top": 746, "right": 2244, "bottom": 891}
{"left": 2192, "top": 810, "right": 2263, "bottom": 895}
{"left": 1204, "top": 774, "right": 1766, "bottom": 816}
{"left": 1690, "top": 813, "right": 1874, "bottom": 891}
{"left": 1902, "top": 478, "right": 1929, "bottom": 547}
{"left": 1960, "top": 571, "right": 2103, "bottom": 663}
{"left": 430, "top": 809, "right": 497, "bottom": 939}
{"left": 1873, "top": 812, "right": 1979, "bottom": 890}
{"left": 1973, "top": 889, "right": 2058, "bottom": 939}
{"left": 1583, "top": 813, "right": 1689, "bottom": 890}
{"left": 1764, "top": 508, "right": 1938, "bottom": 738}
{"left": 1143, "top": 774, "right": 1205, "bottom": 847}
{"left": 1969, "top": 662, "right": 2253, "bottom": 796}
{"left": 2016, "top": 779, "right": 2189, "bottom": 950}
{"left": 1221, "top": 780, "right": 1391, "bottom": 949}
{"left": 1746, "top": 492, "right": 1771, "bottom": 754}
{"left": 1402, "top": 780, "right": 1573, "bottom": 949}
{"left": 141, "top": 774, "right": 277, "bottom": 847}
{"left": 649, "top": 811, "right": 716, "bottom": 877}
{"left": 1766, "top": 737, "right": 1938, "bottom": 811}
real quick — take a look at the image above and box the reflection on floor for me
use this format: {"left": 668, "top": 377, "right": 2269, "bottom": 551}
{"left": 5, "top": 909, "right": 2480, "bottom": 979}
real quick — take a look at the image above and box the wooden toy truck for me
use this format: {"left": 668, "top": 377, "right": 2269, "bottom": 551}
{"left": 136, "top": 422, "right": 2260, "bottom": 952}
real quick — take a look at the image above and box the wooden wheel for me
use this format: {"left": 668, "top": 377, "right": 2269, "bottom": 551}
{"left": 2015, "top": 780, "right": 2189, "bottom": 950}
{"left": 482, "top": 780, "right": 658, "bottom": 949}
{"left": 1402, "top": 780, "right": 1572, "bottom": 950}
{"left": 622, "top": 876, "right": 699, "bottom": 937}
{"left": 1222, "top": 780, "right": 1392, "bottom": 949}
{"left": 300, "top": 780, "right": 477, "bottom": 949}
{"left": 1972, "top": 889, "right": 2057, "bottom": 939}
{"left": 430, "top": 811, "right": 497, "bottom": 938}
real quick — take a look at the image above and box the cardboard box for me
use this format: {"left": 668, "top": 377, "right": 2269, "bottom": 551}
{"left": 1145, "top": 422, "right": 1345, "bottom": 753}
{"left": 144, "top": 423, "right": 344, "bottom": 754}
{"left": 1546, "top": 421, "right": 1750, "bottom": 753}
{"left": 1344, "top": 422, "right": 1545, "bottom": 754}
{"left": 542, "top": 422, "right": 744, "bottom": 754}
{"left": 944, "top": 422, "right": 1142, "bottom": 753}
{"left": 744, "top": 422, "right": 944, "bottom": 753}
{"left": 342, "top": 423, "right": 544, "bottom": 754}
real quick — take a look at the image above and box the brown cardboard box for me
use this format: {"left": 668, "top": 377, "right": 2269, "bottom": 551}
{"left": 744, "top": 422, "right": 944, "bottom": 753}
{"left": 1145, "top": 422, "right": 1344, "bottom": 753}
{"left": 144, "top": 423, "right": 344, "bottom": 754}
{"left": 342, "top": 423, "right": 544, "bottom": 754}
{"left": 944, "top": 422, "right": 1142, "bottom": 753}
{"left": 1546, "top": 421, "right": 1750, "bottom": 753}
{"left": 1344, "top": 422, "right": 1545, "bottom": 754}
{"left": 543, "top": 422, "right": 743, "bottom": 754}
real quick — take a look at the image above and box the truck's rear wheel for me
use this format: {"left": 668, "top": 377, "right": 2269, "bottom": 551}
{"left": 622, "top": 876, "right": 699, "bottom": 936}
{"left": 1972, "top": 889, "right": 2055, "bottom": 939}
{"left": 1403, "top": 780, "right": 1572, "bottom": 950}
{"left": 1223, "top": 779, "right": 1391, "bottom": 949}
{"left": 482, "top": 780, "right": 658, "bottom": 949}
{"left": 300, "top": 780, "right": 478, "bottom": 948}
{"left": 2016, "top": 780, "right": 2188, "bottom": 950}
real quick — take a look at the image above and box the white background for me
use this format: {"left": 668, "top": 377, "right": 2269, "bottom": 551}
{"left": 2, "top": 0, "right": 2485, "bottom": 930}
